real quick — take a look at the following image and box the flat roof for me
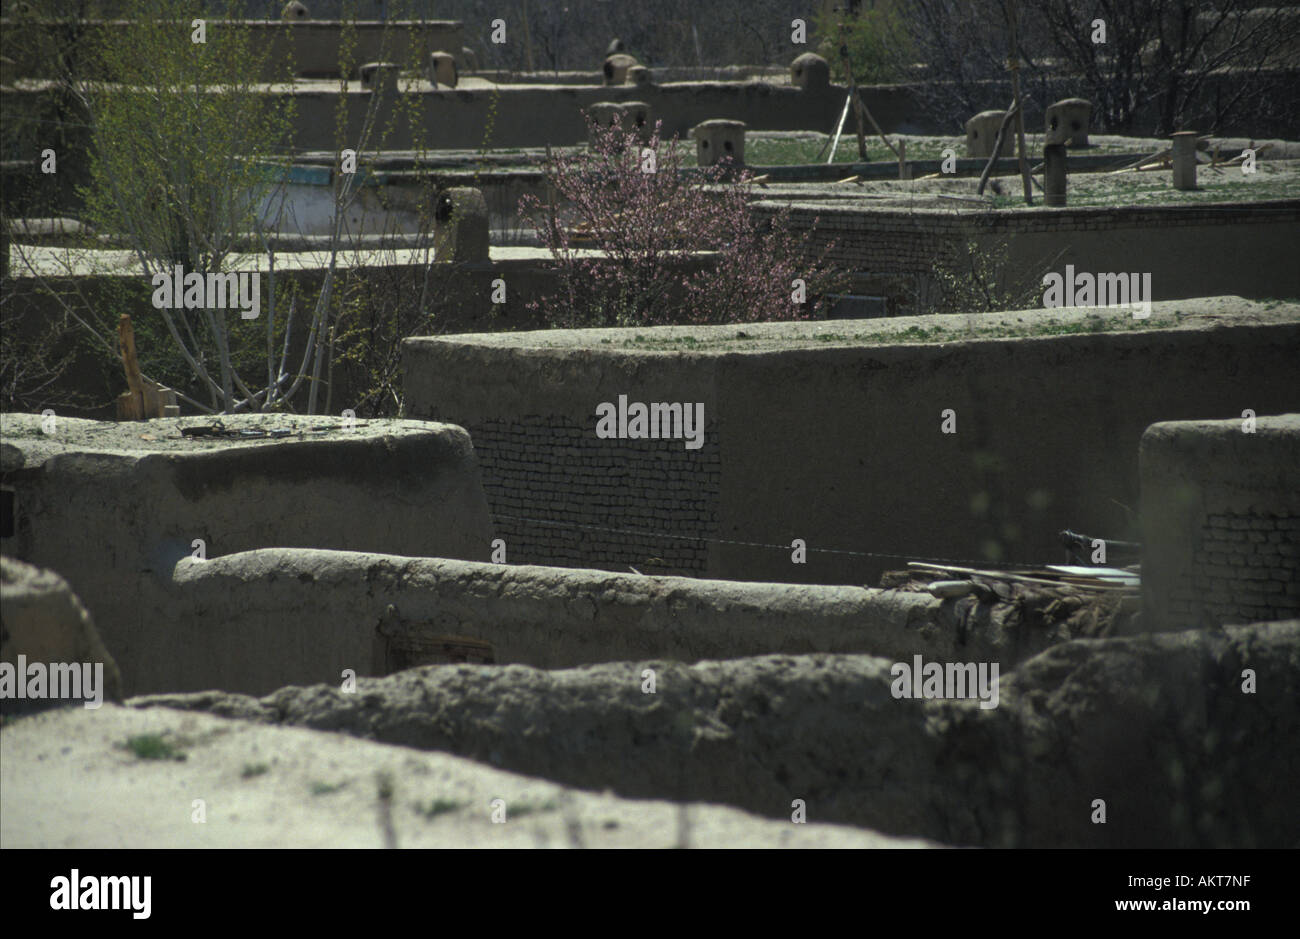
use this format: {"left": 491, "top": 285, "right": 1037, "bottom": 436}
{"left": 0, "top": 413, "right": 455, "bottom": 467}
{"left": 405, "top": 297, "right": 1300, "bottom": 355}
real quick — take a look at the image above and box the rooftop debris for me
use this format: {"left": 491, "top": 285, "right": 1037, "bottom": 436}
{"left": 882, "top": 560, "right": 1142, "bottom": 641}
{"left": 177, "top": 421, "right": 367, "bottom": 440}
{"left": 1059, "top": 529, "right": 1141, "bottom": 566}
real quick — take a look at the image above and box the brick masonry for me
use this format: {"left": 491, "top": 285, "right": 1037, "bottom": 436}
{"left": 1176, "top": 512, "right": 1300, "bottom": 624}
{"left": 1141, "top": 414, "right": 1300, "bottom": 631}
{"left": 756, "top": 198, "right": 1300, "bottom": 307}
{"left": 442, "top": 414, "right": 721, "bottom": 576}
{"left": 406, "top": 319, "right": 1300, "bottom": 590}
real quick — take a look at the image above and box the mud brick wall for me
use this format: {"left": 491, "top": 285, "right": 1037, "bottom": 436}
{"left": 406, "top": 314, "right": 1300, "bottom": 588}
{"left": 1183, "top": 512, "right": 1300, "bottom": 624}
{"left": 149, "top": 548, "right": 962, "bottom": 696}
{"left": 2, "top": 19, "right": 466, "bottom": 81}
{"left": 761, "top": 199, "right": 1300, "bottom": 304}
{"left": 1142, "top": 415, "right": 1300, "bottom": 630}
{"left": 402, "top": 339, "right": 723, "bottom": 576}
{"left": 0, "top": 414, "right": 494, "bottom": 696}
{"left": 459, "top": 414, "right": 720, "bottom": 574}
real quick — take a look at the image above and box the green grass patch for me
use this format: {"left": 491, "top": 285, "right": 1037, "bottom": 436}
{"left": 241, "top": 762, "right": 270, "bottom": 778}
{"left": 309, "top": 781, "right": 348, "bottom": 796}
{"left": 415, "top": 798, "right": 467, "bottom": 819}
{"left": 989, "top": 160, "right": 1298, "bottom": 208}
{"left": 510, "top": 798, "right": 560, "bottom": 818}
{"left": 121, "top": 733, "right": 187, "bottom": 761}
{"left": 739, "top": 134, "right": 1149, "bottom": 167}
{"left": 598, "top": 312, "right": 1183, "bottom": 351}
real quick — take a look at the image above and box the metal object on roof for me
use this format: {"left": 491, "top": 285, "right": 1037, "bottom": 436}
{"left": 1059, "top": 528, "right": 1141, "bottom": 565}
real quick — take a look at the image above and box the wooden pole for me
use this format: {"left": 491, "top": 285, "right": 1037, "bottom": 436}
{"left": 519, "top": 0, "right": 535, "bottom": 72}
{"left": 836, "top": 10, "right": 904, "bottom": 164}
{"left": 825, "top": 92, "right": 852, "bottom": 164}
{"left": 845, "top": 66, "right": 868, "bottom": 159}
{"left": 1006, "top": 0, "right": 1033, "bottom": 205}
{"left": 854, "top": 87, "right": 902, "bottom": 159}
{"left": 976, "top": 100, "right": 1018, "bottom": 195}
{"left": 117, "top": 314, "right": 144, "bottom": 421}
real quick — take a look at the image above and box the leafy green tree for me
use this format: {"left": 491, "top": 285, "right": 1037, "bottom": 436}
{"left": 814, "top": 0, "right": 913, "bottom": 85}
{"left": 72, "top": 0, "right": 296, "bottom": 411}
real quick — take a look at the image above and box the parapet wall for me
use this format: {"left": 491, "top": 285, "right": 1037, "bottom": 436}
{"left": 0, "top": 19, "right": 465, "bottom": 80}
{"left": 147, "top": 547, "right": 954, "bottom": 696}
{"left": 130, "top": 542, "right": 1126, "bottom": 698}
{"left": 765, "top": 199, "right": 1300, "bottom": 304}
{"left": 0, "top": 413, "right": 493, "bottom": 694}
{"left": 1141, "top": 414, "right": 1300, "bottom": 630}
{"left": 403, "top": 300, "right": 1300, "bottom": 587}
{"left": 0, "top": 80, "right": 868, "bottom": 152}
{"left": 287, "top": 81, "right": 852, "bottom": 150}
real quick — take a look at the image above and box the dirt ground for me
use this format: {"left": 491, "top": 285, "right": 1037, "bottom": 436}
{"left": 0, "top": 704, "right": 932, "bottom": 849}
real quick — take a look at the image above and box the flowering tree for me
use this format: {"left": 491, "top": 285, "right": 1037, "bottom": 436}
{"left": 519, "top": 116, "right": 843, "bottom": 328}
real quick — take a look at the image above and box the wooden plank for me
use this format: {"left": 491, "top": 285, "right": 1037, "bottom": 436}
{"left": 906, "top": 561, "right": 1135, "bottom": 592}
{"left": 157, "top": 383, "right": 180, "bottom": 418}
{"left": 116, "top": 314, "right": 145, "bottom": 421}
{"left": 141, "top": 381, "right": 168, "bottom": 419}
{"left": 1108, "top": 149, "right": 1169, "bottom": 174}
{"left": 118, "top": 314, "right": 143, "bottom": 397}
{"left": 114, "top": 391, "right": 141, "bottom": 422}
{"left": 116, "top": 316, "right": 182, "bottom": 419}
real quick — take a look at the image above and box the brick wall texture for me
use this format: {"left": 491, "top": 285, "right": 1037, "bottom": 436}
{"left": 758, "top": 200, "right": 1300, "bottom": 274}
{"left": 450, "top": 414, "right": 721, "bottom": 575}
{"left": 1178, "top": 512, "right": 1300, "bottom": 624}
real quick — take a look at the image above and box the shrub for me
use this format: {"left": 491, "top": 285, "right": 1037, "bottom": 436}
{"left": 519, "top": 117, "right": 844, "bottom": 329}
{"left": 814, "top": 0, "right": 913, "bottom": 86}
{"left": 924, "top": 239, "right": 1060, "bottom": 315}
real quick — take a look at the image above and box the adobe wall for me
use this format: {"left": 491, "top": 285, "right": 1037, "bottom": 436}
{"left": 765, "top": 199, "right": 1300, "bottom": 305}
{"left": 285, "top": 81, "right": 852, "bottom": 150}
{"left": 114, "top": 540, "right": 1124, "bottom": 697}
{"left": 131, "top": 619, "right": 1300, "bottom": 848}
{"left": 403, "top": 300, "right": 1300, "bottom": 588}
{"left": 1141, "top": 414, "right": 1300, "bottom": 631}
{"left": 0, "top": 80, "right": 866, "bottom": 153}
{"left": 139, "top": 546, "right": 956, "bottom": 696}
{"left": 0, "top": 19, "right": 465, "bottom": 80}
{"left": 0, "top": 413, "right": 493, "bottom": 694}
